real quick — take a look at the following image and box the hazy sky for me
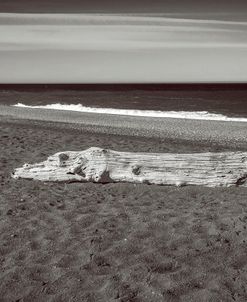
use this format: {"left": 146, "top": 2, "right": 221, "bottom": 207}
{"left": 0, "top": 2, "right": 247, "bottom": 83}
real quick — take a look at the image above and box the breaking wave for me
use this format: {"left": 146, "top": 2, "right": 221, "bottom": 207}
{"left": 14, "top": 103, "right": 247, "bottom": 122}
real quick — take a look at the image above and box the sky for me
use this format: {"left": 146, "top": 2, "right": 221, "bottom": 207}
{"left": 0, "top": 1, "right": 247, "bottom": 83}
{"left": 1, "top": 0, "right": 247, "bottom": 15}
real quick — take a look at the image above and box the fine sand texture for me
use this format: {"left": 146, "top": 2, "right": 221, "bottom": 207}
{"left": 1, "top": 117, "right": 247, "bottom": 301}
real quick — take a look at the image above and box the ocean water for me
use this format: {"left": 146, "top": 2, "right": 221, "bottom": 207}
{"left": 1, "top": 85, "right": 247, "bottom": 121}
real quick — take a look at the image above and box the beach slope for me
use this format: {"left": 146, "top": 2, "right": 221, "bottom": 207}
{"left": 0, "top": 113, "right": 247, "bottom": 301}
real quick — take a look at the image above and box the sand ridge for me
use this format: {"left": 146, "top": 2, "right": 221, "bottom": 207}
{"left": 1, "top": 105, "right": 247, "bottom": 150}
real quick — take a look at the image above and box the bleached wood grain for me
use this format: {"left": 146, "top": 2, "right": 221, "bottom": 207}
{"left": 12, "top": 147, "right": 247, "bottom": 187}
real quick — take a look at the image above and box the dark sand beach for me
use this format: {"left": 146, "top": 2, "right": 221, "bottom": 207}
{"left": 1, "top": 108, "right": 247, "bottom": 302}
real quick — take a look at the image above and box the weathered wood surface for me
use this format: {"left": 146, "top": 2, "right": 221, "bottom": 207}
{"left": 12, "top": 147, "right": 247, "bottom": 187}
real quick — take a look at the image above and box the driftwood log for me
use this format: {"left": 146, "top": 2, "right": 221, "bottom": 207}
{"left": 12, "top": 147, "right": 247, "bottom": 187}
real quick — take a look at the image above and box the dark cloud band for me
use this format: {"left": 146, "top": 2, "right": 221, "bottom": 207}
{"left": 0, "top": 0, "right": 247, "bottom": 14}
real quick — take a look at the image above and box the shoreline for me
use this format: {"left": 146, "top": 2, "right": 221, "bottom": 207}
{"left": 1, "top": 105, "right": 247, "bottom": 151}
{"left": 13, "top": 103, "right": 247, "bottom": 122}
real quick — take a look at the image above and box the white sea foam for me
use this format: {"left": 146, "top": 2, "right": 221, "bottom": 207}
{"left": 13, "top": 103, "right": 247, "bottom": 122}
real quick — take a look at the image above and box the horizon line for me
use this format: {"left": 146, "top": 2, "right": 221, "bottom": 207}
{"left": 1, "top": 83, "right": 247, "bottom": 91}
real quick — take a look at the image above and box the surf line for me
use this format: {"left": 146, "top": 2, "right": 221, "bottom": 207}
{"left": 14, "top": 103, "right": 247, "bottom": 122}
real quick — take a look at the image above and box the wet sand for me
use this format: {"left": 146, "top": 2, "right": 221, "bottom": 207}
{"left": 0, "top": 114, "right": 247, "bottom": 301}
{"left": 1, "top": 105, "right": 247, "bottom": 149}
